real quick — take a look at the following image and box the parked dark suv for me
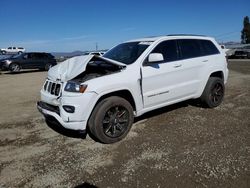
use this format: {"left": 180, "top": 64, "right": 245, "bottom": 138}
{"left": 0, "top": 52, "right": 57, "bottom": 72}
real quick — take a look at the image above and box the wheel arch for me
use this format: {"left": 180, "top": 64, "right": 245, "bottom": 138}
{"left": 197, "top": 70, "right": 225, "bottom": 99}
{"left": 95, "top": 89, "right": 137, "bottom": 112}
{"left": 209, "top": 71, "right": 224, "bottom": 82}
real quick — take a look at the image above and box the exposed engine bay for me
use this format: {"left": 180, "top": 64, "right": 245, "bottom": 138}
{"left": 72, "top": 59, "right": 123, "bottom": 83}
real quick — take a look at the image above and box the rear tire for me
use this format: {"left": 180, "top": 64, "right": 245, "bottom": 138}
{"left": 9, "top": 63, "right": 21, "bottom": 72}
{"left": 200, "top": 77, "right": 225, "bottom": 108}
{"left": 88, "top": 96, "right": 134, "bottom": 144}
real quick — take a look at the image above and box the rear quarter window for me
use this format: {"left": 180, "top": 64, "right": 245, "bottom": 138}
{"left": 199, "top": 40, "right": 220, "bottom": 56}
{"left": 46, "top": 54, "right": 55, "bottom": 59}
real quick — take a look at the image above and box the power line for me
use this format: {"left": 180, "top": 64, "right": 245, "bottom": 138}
{"left": 214, "top": 31, "right": 240, "bottom": 39}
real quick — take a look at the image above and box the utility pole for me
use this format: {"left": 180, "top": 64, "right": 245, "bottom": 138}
{"left": 95, "top": 42, "right": 98, "bottom": 51}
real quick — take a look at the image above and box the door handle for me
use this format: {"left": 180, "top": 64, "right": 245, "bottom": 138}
{"left": 202, "top": 60, "right": 208, "bottom": 62}
{"left": 174, "top": 64, "right": 182, "bottom": 68}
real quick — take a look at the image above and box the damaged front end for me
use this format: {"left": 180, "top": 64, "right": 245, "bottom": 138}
{"left": 37, "top": 55, "right": 126, "bottom": 132}
{"left": 47, "top": 54, "right": 126, "bottom": 82}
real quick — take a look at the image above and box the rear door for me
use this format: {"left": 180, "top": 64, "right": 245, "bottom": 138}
{"left": 32, "top": 53, "right": 45, "bottom": 68}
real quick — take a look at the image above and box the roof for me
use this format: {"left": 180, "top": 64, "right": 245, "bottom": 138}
{"left": 126, "top": 34, "right": 212, "bottom": 43}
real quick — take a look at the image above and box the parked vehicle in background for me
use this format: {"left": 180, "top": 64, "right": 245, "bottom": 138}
{"left": 233, "top": 45, "right": 250, "bottom": 59}
{"left": 83, "top": 51, "right": 105, "bottom": 56}
{"left": 37, "top": 35, "right": 228, "bottom": 144}
{"left": 0, "top": 52, "right": 56, "bottom": 72}
{"left": 0, "top": 47, "right": 25, "bottom": 54}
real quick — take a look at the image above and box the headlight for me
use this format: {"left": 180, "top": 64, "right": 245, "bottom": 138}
{"left": 64, "top": 81, "right": 87, "bottom": 93}
{"left": 4, "top": 60, "right": 11, "bottom": 64}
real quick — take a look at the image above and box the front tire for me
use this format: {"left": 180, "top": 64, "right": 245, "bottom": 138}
{"left": 88, "top": 96, "right": 134, "bottom": 144}
{"left": 200, "top": 77, "right": 225, "bottom": 108}
{"left": 9, "top": 63, "right": 21, "bottom": 72}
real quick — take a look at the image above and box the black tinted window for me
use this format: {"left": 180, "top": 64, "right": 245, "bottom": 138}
{"left": 178, "top": 39, "right": 202, "bottom": 59}
{"left": 152, "top": 40, "right": 178, "bottom": 62}
{"left": 23, "top": 54, "right": 32, "bottom": 59}
{"left": 32, "top": 53, "right": 45, "bottom": 59}
{"left": 46, "top": 53, "right": 54, "bottom": 59}
{"left": 200, "top": 40, "right": 219, "bottom": 55}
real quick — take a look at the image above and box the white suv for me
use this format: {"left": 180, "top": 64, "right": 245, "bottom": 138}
{"left": 0, "top": 47, "right": 25, "bottom": 54}
{"left": 37, "top": 35, "right": 228, "bottom": 143}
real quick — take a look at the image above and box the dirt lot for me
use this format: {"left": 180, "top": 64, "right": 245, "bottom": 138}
{"left": 0, "top": 60, "right": 250, "bottom": 188}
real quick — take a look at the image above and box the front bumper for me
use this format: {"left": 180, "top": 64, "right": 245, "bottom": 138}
{"left": 37, "top": 88, "right": 98, "bottom": 132}
{"left": 0, "top": 62, "right": 8, "bottom": 70}
{"left": 37, "top": 101, "right": 87, "bottom": 131}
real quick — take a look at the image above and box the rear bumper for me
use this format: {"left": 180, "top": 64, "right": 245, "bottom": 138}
{"left": 37, "top": 101, "right": 87, "bottom": 131}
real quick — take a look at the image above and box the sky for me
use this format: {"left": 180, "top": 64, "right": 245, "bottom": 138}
{"left": 0, "top": 0, "right": 249, "bottom": 52}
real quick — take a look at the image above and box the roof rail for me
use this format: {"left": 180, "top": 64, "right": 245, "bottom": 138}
{"left": 167, "top": 34, "right": 206, "bottom": 37}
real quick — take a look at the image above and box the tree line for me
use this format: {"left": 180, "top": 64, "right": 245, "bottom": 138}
{"left": 241, "top": 16, "right": 250, "bottom": 44}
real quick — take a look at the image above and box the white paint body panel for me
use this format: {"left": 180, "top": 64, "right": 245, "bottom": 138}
{"left": 38, "top": 35, "right": 228, "bottom": 131}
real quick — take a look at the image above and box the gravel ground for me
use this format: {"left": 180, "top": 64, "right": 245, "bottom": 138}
{"left": 0, "top": 60, "right": 250, "bottom": 188}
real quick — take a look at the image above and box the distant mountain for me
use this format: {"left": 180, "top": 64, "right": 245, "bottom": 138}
{"left": 51, "top": 49, "right": 108, "bottom": 59}
{"left": 51, "top": 51, "right": 86, "bottom": 58}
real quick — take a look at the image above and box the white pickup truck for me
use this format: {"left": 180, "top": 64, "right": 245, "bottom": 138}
{"left": 0, "top": 47, "right": 25, "bottom": 54}
{"left": 37, "top": 35, "right": 228, "bottom": 143}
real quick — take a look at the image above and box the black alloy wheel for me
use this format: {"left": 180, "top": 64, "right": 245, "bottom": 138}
{"left": 209, "top": 82, "right": 224, "bottom": 106}
{"left": 102, "top": 105, "right": 130, "bottom": 138}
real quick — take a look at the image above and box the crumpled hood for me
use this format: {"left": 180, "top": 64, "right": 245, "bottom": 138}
{"left": 48, "top": 55, "right": 126, "bottom": 82}
{"left": 48, "top": 55, "right": 93, "bottom": 82}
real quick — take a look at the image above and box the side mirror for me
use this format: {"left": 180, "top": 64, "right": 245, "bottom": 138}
{"left": 148, "top": 53, "right": 164, "bottom": 63}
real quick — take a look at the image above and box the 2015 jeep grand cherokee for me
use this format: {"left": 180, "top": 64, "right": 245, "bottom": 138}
{"left": 37, "top": 35, "right": 228, "bottom": 143}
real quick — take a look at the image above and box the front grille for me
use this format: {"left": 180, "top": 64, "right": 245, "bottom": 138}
{"left": 43, "top": 80, "right": 62, "bottom": 96}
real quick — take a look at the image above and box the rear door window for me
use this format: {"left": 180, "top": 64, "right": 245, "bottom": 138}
{"left": 178, "top": 39, "right": 203, "bottom": 59}
{"left": 33, "top": 53, "right": 45, "bottom": 59}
